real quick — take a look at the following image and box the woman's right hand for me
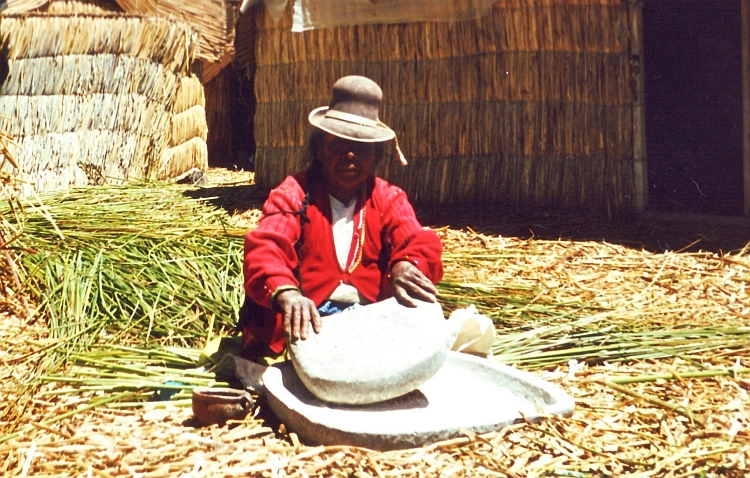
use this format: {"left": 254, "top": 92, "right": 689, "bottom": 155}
{"left": 274, "top": 289, "right": 321, "bottom": 341}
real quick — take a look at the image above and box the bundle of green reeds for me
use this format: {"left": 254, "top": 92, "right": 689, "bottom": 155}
{"left": 1, "top": 183, "right": 247, "bottom": 369}
{"left": 1, "top": 126, "right": 22, "bottom": 305}
{"left": 250, "top": 0, "right": 636, "bottom": 211}
{"left": 0, "top": 179, "right": 259, "bottom": 441}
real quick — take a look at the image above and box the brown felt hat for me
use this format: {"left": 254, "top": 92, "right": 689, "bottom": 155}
{"left": 308, "top": 75, "right": 396, "bottom": 143}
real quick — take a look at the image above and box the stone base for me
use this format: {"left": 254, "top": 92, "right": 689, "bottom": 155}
{"left": 263, "top": 351, "right": 575, "bottom": 451}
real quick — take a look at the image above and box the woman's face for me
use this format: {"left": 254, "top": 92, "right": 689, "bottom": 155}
{"left": 317, "top": 133, "right": 377, "bottom": 201}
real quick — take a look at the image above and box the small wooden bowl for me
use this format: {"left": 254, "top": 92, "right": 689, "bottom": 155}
{"left": 192, "top": 387, "right": 253, "bottom": 426}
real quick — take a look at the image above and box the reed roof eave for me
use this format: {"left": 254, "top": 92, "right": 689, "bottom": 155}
{"left": 0, "top": 0, "right": 48, "bottom": 14}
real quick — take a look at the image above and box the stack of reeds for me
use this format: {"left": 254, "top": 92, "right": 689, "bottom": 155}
{"left": 0, "top": 12, "right": 208, "bottom": 193}
{"left": 158, "top": 74, "right": 209, "bottom": 179}
{"left": 0, "top": 126, "right": 19, "bottom": 185}
{"left": 0, "top": 125, "right": 25, "bottom": 310}
{"left": 250, "top": 0, "right": 636, "bottom": 211}
{"left": 0, "top": 183, "right": 247, "bottom": 367}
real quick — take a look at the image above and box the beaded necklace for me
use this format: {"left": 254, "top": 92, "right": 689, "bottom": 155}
{"left": 346, "top": 184, "right": 367, "bottom": 273}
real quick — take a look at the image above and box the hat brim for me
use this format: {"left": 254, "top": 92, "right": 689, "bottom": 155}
{"left": 308, "top": 107, "right": 395, "bottom": 143}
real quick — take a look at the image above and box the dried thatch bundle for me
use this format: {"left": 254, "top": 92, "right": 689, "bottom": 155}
{"left": 0, "top": 15, "right": 195, "bottom": 73}
{"left": 0, "top": 13, "right": 209, "bottom": 193}
{"left": 0, "top": 126, "right": 23, "bottom": 308}
{"left": 0, "top": 0, "right": 47, "bottom": 14}
{"left": 114, "top": 0, "right": 237, "bottom": 64}
{"left": 250, "top": 0, "right": 636, "bottom": 211}
{"left": 2, "top": 0, "right": 235, "bottom": 64}
{"left": 41, "top": 0, "right": 120, "bottom": 14}
{"left": 173, "top": 75, "right": 207, "bottom": 114}
{"left": 161, "top": 74, "right": 208, "bottom": 176}
{"left": 159, "top": 137, "right": 208, "bottom": 179}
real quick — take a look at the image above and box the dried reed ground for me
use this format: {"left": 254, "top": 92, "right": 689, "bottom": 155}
{"left": 0, "top": 169, "right": 748, "bottom": 477}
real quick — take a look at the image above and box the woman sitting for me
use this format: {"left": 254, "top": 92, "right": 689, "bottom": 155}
{"left": 240, "top": 75, "right": 443, "bottom": 363}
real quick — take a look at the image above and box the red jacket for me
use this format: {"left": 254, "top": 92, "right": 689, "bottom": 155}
{"left": 242, "top": 168, "right": 443, "bottom": 355}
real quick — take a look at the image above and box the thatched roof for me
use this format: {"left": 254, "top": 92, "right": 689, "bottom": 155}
{"left": 0, "top": 0, "right": 237, "bottom": 64}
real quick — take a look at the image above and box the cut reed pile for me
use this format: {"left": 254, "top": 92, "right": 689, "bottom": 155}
{"left": 0, "top": 124, "right": 24, "bottom": 309}
{"left": 0, "top": 180, "right": 254, "bottom": 445}
{"left": 0, "top": 13, "right": 208, "bottom": 193}
{"left": 0, "top": 362, "right": 746, "bottom": 477}
{"left": 0, "top": 175, "right": 748, "bottom": 476}
{"left": 250, "top": 0, "right": 636, "bottom": 211}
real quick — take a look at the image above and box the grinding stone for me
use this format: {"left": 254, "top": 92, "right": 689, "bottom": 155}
{"left": 263, "top": 351, "right": 576, "bottom": 451}
{"left": 288, "top": 297, "right": 453, "bottom": 404}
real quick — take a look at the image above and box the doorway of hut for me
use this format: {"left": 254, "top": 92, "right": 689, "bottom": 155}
{"left": 642, "top": 0, "right": 744, "bottom": 216}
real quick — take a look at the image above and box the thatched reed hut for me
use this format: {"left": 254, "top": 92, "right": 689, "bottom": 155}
{"left": 1, "top": 0, "right": 237, "bottom": 66}
{"left": 243, "top": 0, "right": 647, "bottom": 213}
{"left": 0, "top": 0, "right": 218, "bottom": 193}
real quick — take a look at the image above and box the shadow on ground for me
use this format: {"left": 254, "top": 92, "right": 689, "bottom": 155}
{"left": 416, "top": 205, "right": 750, "bottom": 255}
{"left": 184, "top": 184, "right": 749, "bottom": 255}
{"left": 184, "top": 184, "right": 266, "bottom": 216}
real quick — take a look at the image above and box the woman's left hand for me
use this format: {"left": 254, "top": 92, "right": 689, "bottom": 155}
{"left": 390, "top": 261, "right": 438, "bottom": 307}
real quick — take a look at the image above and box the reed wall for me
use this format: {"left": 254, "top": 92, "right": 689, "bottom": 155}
{"left": 204, "top": 65, "right": 235, "bottom": 167}
{"left": 0, "top": 13, "right": 208, "bottom": 194}
{"left": 251, "top": 0, "right": 636, "bottom": 211}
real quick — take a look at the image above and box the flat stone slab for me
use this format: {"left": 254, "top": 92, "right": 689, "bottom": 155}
{"left": 288, "top": 298, "right": 453, "bottom": 404}
{"left": 263, "top": 351, "right": 575, "bottom": 450}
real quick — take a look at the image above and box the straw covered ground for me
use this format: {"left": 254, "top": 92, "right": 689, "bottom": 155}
{"left": 0, "top": 168, "right": 748, "bottom": 477}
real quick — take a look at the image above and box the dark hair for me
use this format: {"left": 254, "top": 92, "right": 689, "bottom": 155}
{"left": 305, "top": 128, "right": 386, "bottom": 167}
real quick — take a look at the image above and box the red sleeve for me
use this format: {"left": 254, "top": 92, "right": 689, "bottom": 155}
{"left": 378, "top": 183, "right": 443, "bottom": 285}
{"left": 243, "top": 177, "right": 305, "bottom": 308}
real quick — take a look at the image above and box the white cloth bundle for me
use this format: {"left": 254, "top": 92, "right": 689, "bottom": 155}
{"left": 448, "top": 305, "right": 495, "bottom": 357}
